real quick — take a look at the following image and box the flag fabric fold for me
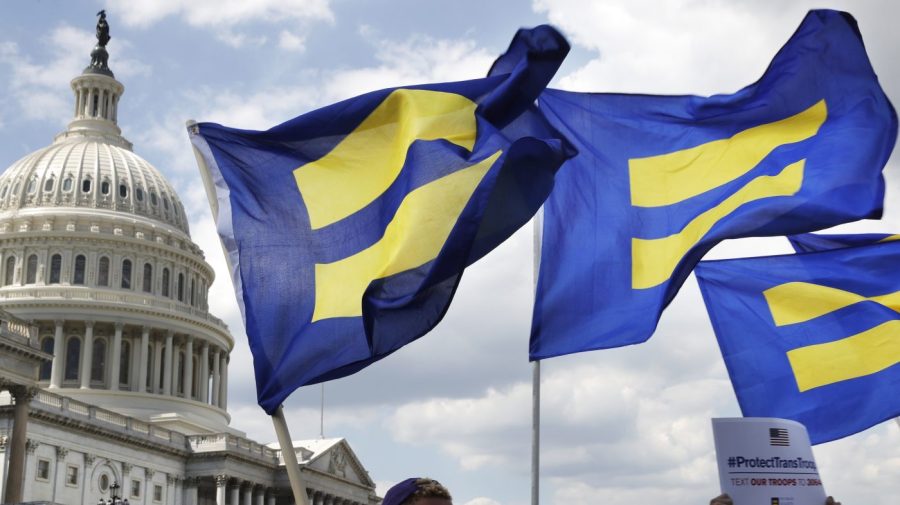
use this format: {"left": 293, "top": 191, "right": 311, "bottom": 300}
{"left": 789, "top": 232, "right": 900, "bottom": 253}
{"left": 530, "top": 9, "right": 897, "bottom": 360}
{"left": 695, "top": 240, "right": 900, "bottom": 444}
{"left": 190, "top": 26, "right": 572, "bottom": 413}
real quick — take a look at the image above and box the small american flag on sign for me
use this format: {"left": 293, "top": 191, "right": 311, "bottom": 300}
{"left": 770, "top": 428, "right": 790, "bottom": 446}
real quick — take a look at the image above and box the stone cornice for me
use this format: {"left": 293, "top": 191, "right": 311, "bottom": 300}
{"left": 0, "top": 405, "right": 189, "bottom": 458}
{"left": 0, "top": 295, "right": 231, "bottom": 345}
{"left": 0, "top": 334, "right": 52, "bottom": 362}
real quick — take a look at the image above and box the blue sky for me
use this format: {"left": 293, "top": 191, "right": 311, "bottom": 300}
{"left": 2, "top": 1, "right": 899, "bottom": 504}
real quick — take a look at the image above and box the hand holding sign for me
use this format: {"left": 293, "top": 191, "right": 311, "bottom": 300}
{"left": 712, "top": 418, "right": 828, "bottom": 505}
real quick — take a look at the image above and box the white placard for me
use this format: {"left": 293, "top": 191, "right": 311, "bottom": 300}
{"left": 712, "top": 418, "right": 827, "bottom": 505}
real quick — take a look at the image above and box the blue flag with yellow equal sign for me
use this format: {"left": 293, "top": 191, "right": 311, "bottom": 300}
{"left": 530, "top": 10, "right": 897, "bottom": 360}
{"left": 695, "top": 240, "right": 900, "bottom": 443}
{"left": 189, "top": 26, "right": 572, "bottom": 414}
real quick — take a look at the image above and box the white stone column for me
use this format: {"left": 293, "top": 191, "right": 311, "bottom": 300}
{"left": 186, "top": 478, "right": 198, "bottom": 505}
{"left": 80, "top": 321, "right": 94, "bottom": 389}
{"left": 183, "top": 335, "right": 194, "bottom": 399}
{"left": 152, "top": 336, "right": 163, "bottom": 394}
{"left": 138, "top": 326, "right": 150, "bottom": 393}
{"left": 110, "top": 323, "right": 123, "bottom": 390}
{"left": 230, "top": 480, "right": 240, "bottom": 505}
{"left": 253, "top": 486, "right": 264, "bottom": 505}
{"left": 219, "top": 354, "right": 228, "bottom": 410}
{"left": 266, "top": 489, "right": 276, "bottom": 505}
{"left": 200, "top": 342, "right": 209, "bottom": 403}
{"left": 172, "top": 339, "right": 181, "bottom": 395}
{"left": 49, "top": 320, "right": 65, "bottom": 388}
{"left": 242, "top": 482, "right": 252, "bottom": 505}
{"left": 211, "top": 349, "right": 220, "bottom": 406}
{"left": 170, "top": 476, "right": 181, "bottom": 505}
{"left": 163, "top": 330, "right": 174, "bottom": 395}
{"left": 215, "top": 476, "right": 227, "bottom": 505}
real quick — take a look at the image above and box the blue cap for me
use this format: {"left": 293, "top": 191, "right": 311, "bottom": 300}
{"left": 382, "top": 478, "right": 421, "bottom": 505}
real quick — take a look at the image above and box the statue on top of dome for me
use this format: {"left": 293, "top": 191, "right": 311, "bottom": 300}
{"left": 87, "top": 10, "right": 113, "bottom": 76}
{"left": 96, "top": 10, "right": 111, "bottom": 47}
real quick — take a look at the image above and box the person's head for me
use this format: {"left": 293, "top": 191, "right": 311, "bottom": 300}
{"left": 382, "top": 478, "right": 452, "bottom": 505}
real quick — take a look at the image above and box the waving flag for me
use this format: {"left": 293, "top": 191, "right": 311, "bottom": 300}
{"left": 190, "top": 26, "right": 572, "bottom": 413}
{"left": 789, "top": 232, "right": 900, "bottom": 253}
{"left": 695, "top": 241, "right": 900, "bottom": 443}
{"left": 530, "top": 10, "right": 897, "bottom": 360}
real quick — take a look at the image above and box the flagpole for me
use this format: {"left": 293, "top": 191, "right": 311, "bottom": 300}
{"left": 272, "top": 405, "right": 312, "bottom": 505}
{"left": 531, "top": 209, "right": 543, "bottom": 505}
{"left": 187, "top": 119, "right": 310, "bottom": 505}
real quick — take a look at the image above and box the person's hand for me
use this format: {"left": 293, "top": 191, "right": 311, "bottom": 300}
{"left": 710, "top": 494, "right": 733, "bottom": 505}
{"left": 825, "top": 497, "right": 841, "bottom": 505}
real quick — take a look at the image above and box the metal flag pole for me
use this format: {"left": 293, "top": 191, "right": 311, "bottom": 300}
{"left": 187, "top": 120, "right": 310, "bottom": 505}
{"left": 320, "top": 383, "right": 326, "bottom": 438}
{"left": 531, "top": 208, "right": 543, "bottom": 505}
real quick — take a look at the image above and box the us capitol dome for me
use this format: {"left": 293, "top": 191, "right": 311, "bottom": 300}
{"left": 0, "top": 39, "right": 233, "bottom": 434}
{"left": 0, "top": 12, "right": 379, "bottom": 505}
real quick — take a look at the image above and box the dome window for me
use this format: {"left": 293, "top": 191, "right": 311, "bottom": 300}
{"left": 163, "top": 197, "right": 170, "bottom": 210}
{"left": 119, "top": 184, "right": 128, "bottom": 199}
{"left": 12, "top": 182, "right": 20, "bottom": 195}
{"left": 62, "top": 177, "right": 73, "bottom": 192}
{"left": 49, "top": 254, "right": 62, "bottom": 284}
{"left": 150, "top": 192, "right": 158, "bottom": 206}
{"left": 119, "top": 341, "right": 131, "bottom": 386}
{"left": 101, "top": 181, "right": 110, "bottom": 195}
{"left": 91, "top": 339, "right": 107, "bottom": 383}
{"left": 82, "top": 179, "right": 92, "bottom": 193}
{"left": 98, "top": 256, "right": 110, "bottom": 287}
{"left": 173, "top": 203, "right": 179, "bottom": 216}
{"left": 40, "top": 337, "right": 54, "bottom": 380}
{"left": 73, "top": 255, "right": 86, "bottom": 285}
{"left": 44, "top": 178, "right": 55, "bottom": 192}
{"left": 121, "top": 259, "right": 132, "bottom": 289}
{"left": 25, "top": 254, "right": 37, "bottom": 284}
{"left": 136, "top": 187, "right": 144, "bottom": 201}
{"left": 26, "top": 178, "right": 36, "bottom": 194}
{"left": 65, "top": 337, "right": 81, "bottom": 381}
{"left": 142, "top": 263, "right": 152, "bottom": 293}
{"left": 162, "top": 268, "right": 170, "bottom": 297}
{"left": 4, "top": 256, "right": 15, "bottom": 286}
{"left": 177, "top": 273, "right": 184, "bottom": 302}
{"left": 0, "top": 185, "right": 7, "bottom": 198}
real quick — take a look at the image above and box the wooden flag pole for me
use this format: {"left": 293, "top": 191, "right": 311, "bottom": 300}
{"left": 531, "top": 209, "right": 543, "bottom": 505}
{"left": 273, "top": 406, "right": 312, "bottom": 505}
{"left": 187, "top": 120, "right": 310, "bottom": 505}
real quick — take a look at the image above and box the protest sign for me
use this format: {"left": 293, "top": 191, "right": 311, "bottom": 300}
{"left": 713, "top": 418, "right": 827, "bottom": 505}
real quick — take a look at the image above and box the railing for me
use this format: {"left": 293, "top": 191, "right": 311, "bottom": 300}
{"left": 0, "top": 311, "right": 38, "bottom": 346}
{"left": 186, "top": 433, "right": 279, "bottom": 463}
{"left": 26, "top": 389, "right": 277, "bottom": 463}
{"left": 0, "top": 286, "right": 228, "bottom": 331}
{"left": 29, "top": 389, "right": 187, "bottom": 447}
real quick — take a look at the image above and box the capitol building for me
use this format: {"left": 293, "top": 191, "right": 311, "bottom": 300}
{"left": 0, "top": 16, "right": 380, "bottom": 505}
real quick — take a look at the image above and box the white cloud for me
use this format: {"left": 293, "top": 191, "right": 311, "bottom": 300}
{"left": 535, "top": 0, "right": 785, "bottom": 95}
{"left": 322, "top": 32, "right": 496, "bottom": 103}
{"left": 463, "top": 498, "right": 502, "bottom": 505}
{"left": 279, "top": 31, "right": 307, "bottom": 52}
{"left": 0, "top": 24, "right": 149, "bottom": 123}
{"left": 106, "top": 0, "right": 331, "bottom": 48}
{"left": 108, "top": 0, "right": 334, "bottom": 29}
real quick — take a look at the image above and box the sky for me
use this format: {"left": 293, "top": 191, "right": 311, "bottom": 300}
{"left": 1, "top": 1, "right": 899, "bottom": 504}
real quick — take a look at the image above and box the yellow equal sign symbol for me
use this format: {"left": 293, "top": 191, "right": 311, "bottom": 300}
{"left": 292, "top": 88, "right": 503, "bottom": 322}
{"left": 629, "top": 100, "right": 827, "bottom": 289}
{"left": 763, "top": 281, "right": 900, "bottom": 392}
